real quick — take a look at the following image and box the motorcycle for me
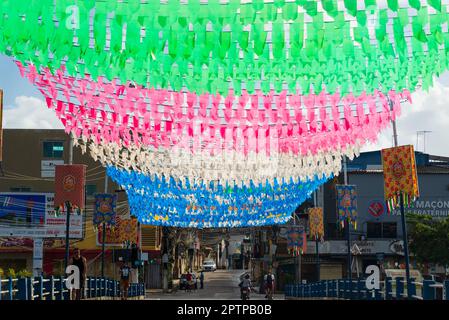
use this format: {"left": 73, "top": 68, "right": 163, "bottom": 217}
{"left": 241, "top": 287, "right": 251, "bottom": 300}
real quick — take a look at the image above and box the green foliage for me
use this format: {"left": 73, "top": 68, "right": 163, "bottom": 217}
{"left": 17, "top": 269, "right": 32, "bottom": 278}
{"left": 407, "top": 213, "right": 449, "bottom": 267}
{"left": 7, "top": 268, "right": 16, "bottom": 278}
{"left": 0, "top": 268, "right": 32, "bottom": 278}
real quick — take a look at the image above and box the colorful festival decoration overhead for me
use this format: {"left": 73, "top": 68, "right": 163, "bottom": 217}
{"left": 0, "top": 1, "right": 446, "bottom": 96}
{"left": 93, "top": 194, "right": 117, "bottom": 226}
{"left": 15, "top": 61, "right": 409, "bottom": 184}
{"left": 336, "top": 184, "right": 358, "bottom": 228}
{"left": 107, "top": 166, "right": 330, "bottom": 228}
{"left": 1, "top": 0, "right": 436, "bottom": 228}
{"left": 381, "top": 145, "right": 420, "bottom": 213}
{"left": 308, "top": 207, "right": 324, "bottom": 240}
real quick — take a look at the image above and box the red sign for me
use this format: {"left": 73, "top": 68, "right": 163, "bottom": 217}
{"left": 54, "top": 165, "right": 86, "bottom": 209}
{"left": 368, "top": 201, "right": 385, "bottom": 217}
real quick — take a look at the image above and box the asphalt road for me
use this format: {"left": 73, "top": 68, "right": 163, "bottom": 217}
{"left": 146, "top": 269, "right": 284, "bottom": 300}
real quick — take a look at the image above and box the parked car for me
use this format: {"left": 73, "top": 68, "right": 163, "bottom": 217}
{"left": 179, "top": 273, "right": 198, "bottom": 290}
{"left": 202, "top": 260, "right": 217, "bottom": 271}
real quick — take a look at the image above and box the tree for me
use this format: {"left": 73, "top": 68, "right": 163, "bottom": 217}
{"left": 407, "top": 214, "right": 449, "bottom": 268}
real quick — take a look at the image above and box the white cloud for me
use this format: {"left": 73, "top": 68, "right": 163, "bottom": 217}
{"left": 3, "top": 96, "right": 63, "bottom": 129}
{"left": 361, "top": 78, "right": 449, "bottom": 157}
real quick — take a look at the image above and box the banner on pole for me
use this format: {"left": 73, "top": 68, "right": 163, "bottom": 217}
{"left": 287, "top": 221, "right": 307, "bottom": 256}
{"left": 336, "top": 185, "right": 357, "bottom": 229}
{"left": 97, "top": 217, "right": 139, "bottom": 246}
{"left": 54, "top": 165, "right": 86, "bottom": 210}
{"left": 119, "top": 218, "right": 139, "bottom": 243}
{"left": 308, "top": 207, "right": 324, "bottom": 240}
{"left": 381, "top": 145, "right": 419, "bottom": 213}
{"left": 93, "top": 194, "right": 117, "bottom": 226}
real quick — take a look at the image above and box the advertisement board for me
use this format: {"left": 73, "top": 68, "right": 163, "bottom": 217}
{"left": 0, "top": 192, "right": 84, "bottom": 239}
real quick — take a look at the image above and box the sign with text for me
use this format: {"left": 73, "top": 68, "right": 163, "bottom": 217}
{"left": 41, "top": 160, "right": 64, "bottom": 178}
{"left": 389, "top": 240, "right": 404, "bottom": 256}
{"left": 405, "top": 199, "right": 449, "bottom": 217}
{"left": 0, "top": 192, "right": 83, "bottom": 240}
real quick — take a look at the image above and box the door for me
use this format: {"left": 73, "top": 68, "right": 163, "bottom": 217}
{"left": 146, "top": 264, "right": 162, "bottom": 289}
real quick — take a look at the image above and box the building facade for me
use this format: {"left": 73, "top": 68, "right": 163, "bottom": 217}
{"left": 275, "top": 150, "right": 449, "bottom": 289}
{"left": 0, "top": 129, "right": 162, "bottom": 287}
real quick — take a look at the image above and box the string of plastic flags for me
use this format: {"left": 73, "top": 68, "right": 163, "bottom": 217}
{"left": 1, "top": 1, "right": 447, "bottom": 96}
{"left": 106, "top": 166, "right": 331, "bottom": 228}
{"left": 16, "top": 62, "right": 409, "bottom": 157}
{"left": 0, "top": 1, "right": 428, "bottom": 228}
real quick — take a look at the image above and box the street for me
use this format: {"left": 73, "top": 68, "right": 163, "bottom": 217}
{"left": 146, "top": 270, "right": 284, "bottom": 300}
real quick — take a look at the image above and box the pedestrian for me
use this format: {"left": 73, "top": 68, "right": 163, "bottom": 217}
{"left": 120, "top": 261, "right": 131, "bottom": 300}
{"left": 200, "top": 271, "right": 204, "bottom": 289}
{"left": 185, "top": 271, "right": 193, "bottom": 292}
{"left": 264, "top": 270, "right": 275, "bottom": 300}
{"left": 70, "top": 248, "right": 87, "bottom": 300}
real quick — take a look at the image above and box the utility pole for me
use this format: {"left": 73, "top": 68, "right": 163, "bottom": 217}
{"left": 64, "top": 134, "right": 74, "bottom": 272}
{"left": 101, "top": 174, "right": 108, "bottom": 278}
{"left": 313, "top": 192, "right": 320, "bottom": 282}
{"left": 162, "top": 227, "right": 169, "bottom": 292}
{"left": 343, "top": 156, "right": 352, "bottom": 296}
{"left": 69, "top": 133, "right": 74, "bottom": 165}
{"left": 64, "top": 201, "right": 72, "bottom": 271}
{"left": 389, "top": 99, "right": 412, "bottom": 298}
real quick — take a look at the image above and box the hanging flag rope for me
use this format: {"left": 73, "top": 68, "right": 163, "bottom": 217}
{"left": 106, "top": 166, "right": 331, "bottom": 228}
{"left": 0, "top": 1, "right": 445, "bottom": 96}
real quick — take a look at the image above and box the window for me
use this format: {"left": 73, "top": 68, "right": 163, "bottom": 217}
{"left": 43, "top": 141, "right": 64, "bottom": 158}
{"left": 10, "top": 187, "right": 31, "bottom": 192}
{"left": 326, "top": 223, "right": 345, "bottom": 240}
{"left": 85, "top": 184, "right": 97, "bottom": 197}
{"left": 382, "top": 223, "right": 397, "bottom": 238}
{"left": 367, "top": 222, "right": 382, "bottom": 238}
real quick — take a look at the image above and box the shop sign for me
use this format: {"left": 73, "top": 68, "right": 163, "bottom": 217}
{"left": 389, "top": 240, "right": 404, "bottom": 256}
{"left": 368, "top": 201, "right": 385, "bottom": 217}
{"left": 406, "top": 199, "right": 449, "bottom": 217}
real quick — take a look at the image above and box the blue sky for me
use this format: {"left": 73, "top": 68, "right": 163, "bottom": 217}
{"left": 0, "top": 55, "right": 42, "bottom": 108}
{"left": 1, "top": 53, "right": 449, "bottom": 157}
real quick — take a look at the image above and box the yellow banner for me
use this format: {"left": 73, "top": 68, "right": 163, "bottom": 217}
{"left": 381, "top": 145, "right": 419, "bottom": 212}
{"left": 308, "top": 207, "right": 324, "bottom": 240}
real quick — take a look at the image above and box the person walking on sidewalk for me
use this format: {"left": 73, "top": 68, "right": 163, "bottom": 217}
{"left": 120, "top": 262, "right": 131, "bottom": 300}
{"left": 264, "top": 270, "right": 275, "bottom": 300}
{"left": 71, "top": 248, "right": 87, "bottom": 300}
